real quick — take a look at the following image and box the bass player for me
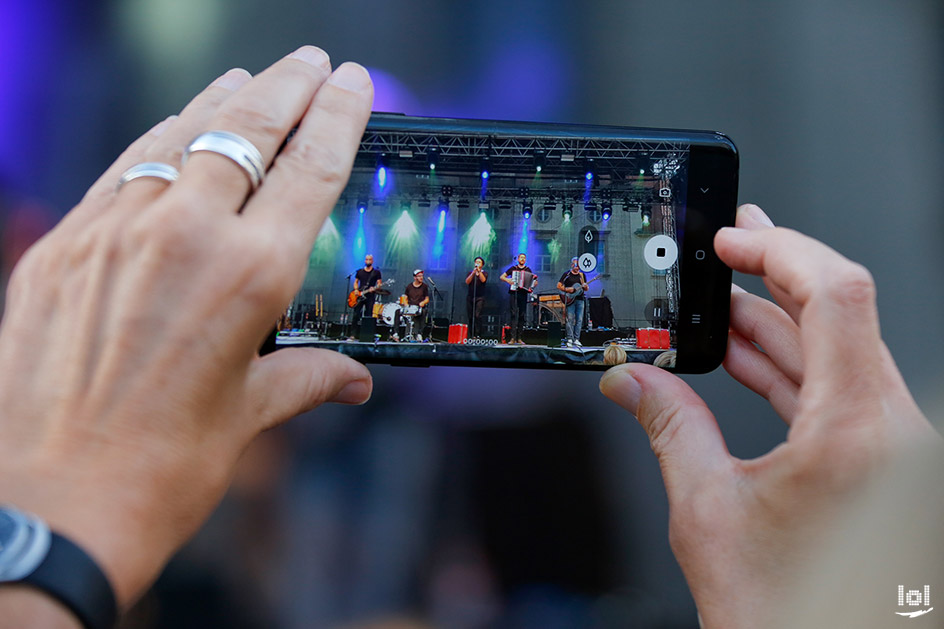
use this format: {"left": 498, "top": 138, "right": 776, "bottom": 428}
{"left": 557, "top": 256, "right": 589, "bottom": 348}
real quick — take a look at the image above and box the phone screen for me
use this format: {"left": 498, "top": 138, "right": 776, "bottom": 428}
{"left": 273, "top": 114, "right": 737, "bottom": 372}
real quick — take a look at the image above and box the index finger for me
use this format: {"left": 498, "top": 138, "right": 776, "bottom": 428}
{"left": 714, "top": 226, "right": 884, "bottom": 404}
{"left": 243, "top": 61, "right": 373, "bottom": 254}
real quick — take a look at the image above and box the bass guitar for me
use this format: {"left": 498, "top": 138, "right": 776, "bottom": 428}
{"left": 559, "top": 275, "right": 602, "bottom": 307}
{"left": 348, "top": 278, "right": 394, "bottom": 308}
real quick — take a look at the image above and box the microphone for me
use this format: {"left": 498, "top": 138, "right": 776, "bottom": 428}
{"left": 426, "top": 276, "right": 436, "bottom": 286}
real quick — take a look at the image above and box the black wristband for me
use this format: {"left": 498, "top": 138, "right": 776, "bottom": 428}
{"left": 24, "top": 531, "right": 117, "bottom": 629}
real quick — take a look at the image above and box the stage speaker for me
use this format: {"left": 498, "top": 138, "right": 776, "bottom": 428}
{"left": 433, "top": 317, "right": 450, "bottom": 328}
{"left": 358, "top": 318, "right": 376, "bottom": 342}
{"left": 546, "top": 321, "right": 563, "bottom": 347}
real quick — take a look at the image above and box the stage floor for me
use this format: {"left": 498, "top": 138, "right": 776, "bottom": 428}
{"left": 275, "top": 334, "right": 672, "bottom": 368}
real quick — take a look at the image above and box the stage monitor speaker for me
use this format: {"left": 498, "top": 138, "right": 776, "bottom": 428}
{"left": 433, "top": 317, "right": 450, "bottom": 328}
{"left": 546, "top": 321, "right": 563, "bottom": 347}
{"left": 358, "top": 318, "right": 377, "bottom": 342}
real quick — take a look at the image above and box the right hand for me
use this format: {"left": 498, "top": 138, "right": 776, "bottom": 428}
{"left": 600, "top": 203, "right": 939, "bottom": 627}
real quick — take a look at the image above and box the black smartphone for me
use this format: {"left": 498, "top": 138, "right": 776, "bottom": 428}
{"left": 271, "top": 114, "right": 737, "bottom": 373}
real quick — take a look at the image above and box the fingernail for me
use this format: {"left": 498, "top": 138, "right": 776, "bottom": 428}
{"left": 717, "top": 226, "right": 749, "bottom": 240}
{"left": 739, "top": 203, "right": 775, "bottom": 228}
{"left": 150, "top": 115, "right": 177, "bottom": 137}
{"left": 212, "top": 67, "right": 252, "bottom": 91}
{"left": 331, "top": 379, "right": 372, "bottom": 405}
{"left": 326, "top": 62, "right": 372, "bottom": 92}
{"left": 289, "top": 45, "right": 330, "bottom": 69}
{"left": 600, "top": 367, "right": 642, "bottom": 414}
{"left": 731, "top": 282, "right": 747, "bottom": 294}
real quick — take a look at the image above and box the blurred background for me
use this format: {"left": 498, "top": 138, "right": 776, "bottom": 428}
{"left": 1, "top": 1, "right": 942, "bottom": 627}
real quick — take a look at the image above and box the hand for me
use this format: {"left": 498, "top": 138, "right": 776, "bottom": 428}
{"left": 599, "top": 204, "right": 939, "bottom": 628}
{"left": 0, "top": 46, "right": 374, "bottom": 608}
{"left": 567, "top": 287, "right": 575, "bottom": 293}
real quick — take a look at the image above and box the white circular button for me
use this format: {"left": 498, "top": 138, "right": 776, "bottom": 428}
{"left": 643, "top": 235, "right": 679, "bottom": 270}
{"left": 695, "top": 249, "right": 706, "bottom": 260}
{"left": 578, "top": 253, "right": 597, "bottom": 273}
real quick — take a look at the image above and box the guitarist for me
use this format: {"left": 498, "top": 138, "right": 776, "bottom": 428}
{"left": 349, "top": 254, "right": 382, "bottom": 341}
{"left": 557, "top": 257, "right": 589, "bottom": 348}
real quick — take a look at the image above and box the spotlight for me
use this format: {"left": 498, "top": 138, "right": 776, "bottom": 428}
{"left": 585, "top": 158, "right": 595, "bottom": 181}
{"left": 375, "top": 154, "right": 387, "bottom": 189}
{"left": 642, "top": 207, "right": 652, "bottom": 227}
{"left": 522, "top": 201, "right": 533, "bottom": 220}
{"left": 534, "top": 150, "right": 546, "bottom": 173}
{"left": 441, "top": 185, "right": 453, "bottom": 198}
{"left": 478, "top": 201, "right": 490, "bottom": 213}
{"left": 480, "top": 157, "right": 490, "bottom": 180}
{"left": 602, "top": 203, "right": 612, "bottom": 221}
{"left": 427, "top": 147, "right": 439, "bottom": 171}
{"left": 357, "top": 198, "right": 368, "bottom": 214}
{"left": 562, "top": 205, "right": 573, "bottom": 221}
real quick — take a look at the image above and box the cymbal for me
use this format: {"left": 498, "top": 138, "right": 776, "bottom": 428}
{"left": 374, "top": 289, "right": 391, "bottom": 295}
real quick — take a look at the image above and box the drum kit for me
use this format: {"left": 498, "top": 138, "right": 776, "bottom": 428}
{"left": 375, "top": 293, "right": 424, "bottom": 341}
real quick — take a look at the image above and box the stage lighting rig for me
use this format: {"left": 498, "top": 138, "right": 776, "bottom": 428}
{"left": 562, "top": 204, "right": 573, "bottom": 221}
{"left": 480, "top": 157, "right": 490, "bottom": 180}
{"left": 522, "top": 200, "right": 533, "bottom": 220}
{"left": 534, "top": 150, "right": 546, "bottom": 173}
{"left": 441, "top": 185, "right": 453, "bottom": 198}
{"left": 427, "top": 147, "right": 439, "bottom": 171}
{"left": 602, "top": 201, "right": 612, "bottom": 221}
{"left": 641, "top": 207, "right": 652, "bottom": 227}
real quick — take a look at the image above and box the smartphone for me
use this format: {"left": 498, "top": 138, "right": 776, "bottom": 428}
{"left": 269, "top": 114, "right": 738, "bottom": 373}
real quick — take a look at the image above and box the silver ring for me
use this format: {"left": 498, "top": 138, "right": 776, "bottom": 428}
{"left": 183, "top": 130, "right": 265, "bottom": 191}
{"left": 116, "top": 162, "right": 180, "bottom": 191}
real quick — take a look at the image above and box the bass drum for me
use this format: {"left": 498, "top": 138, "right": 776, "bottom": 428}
{"left": 381, "top": 303, "right": 401, "bottom": 326}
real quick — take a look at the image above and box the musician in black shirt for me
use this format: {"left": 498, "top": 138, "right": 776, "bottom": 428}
{"left": 392, "top": 269, "right": 430, "bottom": 341}
{"left": 557, "top": 256, "right": 589, "bottom": 348}
{"left": 500, "top": 253, "right": 537, "bottom": 344}
{"left": 465, "top": 257, "right": 488, "bottom": 338}
{"left": 349, "top": 254, "right": 382, "bottom": 340}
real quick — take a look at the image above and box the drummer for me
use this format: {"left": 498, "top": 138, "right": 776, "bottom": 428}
{"left": 391, "top": 269, "right": 430, "bottom": 341}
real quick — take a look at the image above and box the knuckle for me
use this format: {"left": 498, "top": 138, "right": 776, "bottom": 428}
{"left": 216, "top": 101, "right": 284, "bottom": 143}
{"left": 643, "top": 401, "right": 686, "bottom": 459}
{"left": 825, "top": 263, "right": 876, "bottom": 308}
{"left": 277, "top": 137, "right": 350, "bottom": 188}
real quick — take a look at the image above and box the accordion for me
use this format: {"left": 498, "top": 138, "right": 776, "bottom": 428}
{"left": 511, "top": 270, "right": 535, "bottom": 292}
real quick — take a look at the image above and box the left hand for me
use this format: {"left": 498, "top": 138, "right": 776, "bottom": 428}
{"left": 0, "top": 46, "right": 374, "bottom": 608}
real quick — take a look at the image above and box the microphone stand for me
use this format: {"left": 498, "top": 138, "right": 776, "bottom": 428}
{"left": 343, "top": 271, "right": 356, "bottom": 339}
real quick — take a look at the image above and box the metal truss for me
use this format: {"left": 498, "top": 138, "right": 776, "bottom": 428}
{"left": 356, "top": 131, "right": 689, "bottom": 174}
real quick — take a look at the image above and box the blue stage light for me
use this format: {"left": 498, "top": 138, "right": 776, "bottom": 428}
{"left": 585, "top": 171, "right": 593, "bottom": 181}
{"left": 377, "top": 166, "right": 387, "bottom": 189}
{"left": 481, "top": 170, "right": 489, "bottom": 180}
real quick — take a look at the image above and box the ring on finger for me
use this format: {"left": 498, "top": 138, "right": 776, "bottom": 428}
{"left": 183, "top": 130, "right": 266, "bottom": 191}
{"left": 116, "top": 162, "right": 180, "bottom": 191}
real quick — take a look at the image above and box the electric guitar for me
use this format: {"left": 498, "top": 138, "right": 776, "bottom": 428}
{"left": 559, "top": 275, "right": 602, "bottom": 307}
{"left": 348, "top": 278, "right": 394, "bottom": 308}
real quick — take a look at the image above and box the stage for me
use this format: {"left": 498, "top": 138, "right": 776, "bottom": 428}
{"left": 274, "top": 333, "right": 673, "bottom": 368}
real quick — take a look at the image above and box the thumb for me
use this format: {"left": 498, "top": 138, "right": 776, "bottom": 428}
{"left": 248, "top": 348, "right": 372, "bottom": 431}
{"left": 600, "top": 364, "right": 731, "bottom": 501}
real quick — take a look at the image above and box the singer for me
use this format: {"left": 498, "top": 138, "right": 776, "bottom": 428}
{"left": 465, "top": 256, "right": 488, "bottom": 338}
